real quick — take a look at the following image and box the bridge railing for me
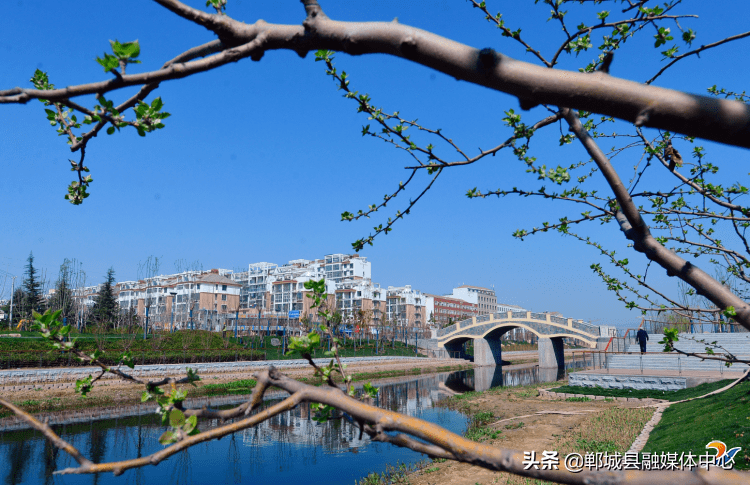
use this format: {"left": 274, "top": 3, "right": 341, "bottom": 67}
{"left": 436, "top": 312, "right": 601, "bottom": 338}
{"left": 570, "top": 350, "right": 740, "bottom": 375}
{"left": 571, "top": 320, "right": 599, "bottom": 334}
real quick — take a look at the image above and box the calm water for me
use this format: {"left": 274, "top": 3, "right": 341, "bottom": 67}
{"left": 0, "top": 364, "right": 576, "bottom": 485}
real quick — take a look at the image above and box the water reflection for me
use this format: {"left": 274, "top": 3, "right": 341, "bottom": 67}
{"left": 0, "top": 364, "right": 572, "bottom": 485}
{"left": 445, "top": 361, "right": 583, "bottom": 394}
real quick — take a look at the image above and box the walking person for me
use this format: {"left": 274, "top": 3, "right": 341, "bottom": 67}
{"left": 636, "top": 328, "right": 649, "bottom": 354}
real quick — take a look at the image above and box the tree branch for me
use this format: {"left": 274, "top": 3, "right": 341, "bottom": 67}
{"left": 2, "top": 2, "right": 750, "bottom": 148}
{"left": 563, "top": 108, "right": 750, "bottom": 330}
{"left": 646, "top": 30, "right": 750, "bottom": 85}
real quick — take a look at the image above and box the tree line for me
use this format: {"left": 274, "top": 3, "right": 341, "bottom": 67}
{"left": 1, "top": 253, "right": 122, "bottom": 331}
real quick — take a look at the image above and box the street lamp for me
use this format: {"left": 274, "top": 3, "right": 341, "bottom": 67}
{"left": 9, "top": 275, "right": 16, "bottom": 330}
{"left": 170, "top": 291, "right": 177, "bottom": 333}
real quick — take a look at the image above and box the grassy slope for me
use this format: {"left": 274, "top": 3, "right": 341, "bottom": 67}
{"left": 642, "top": 381, "right": 750, "bottom": 470}
{"left": 0, "top": 331, "right": 425, "bottom": 361}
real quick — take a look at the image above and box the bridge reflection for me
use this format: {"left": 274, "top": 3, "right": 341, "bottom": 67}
{"left": 442, "top": 363, "right": 581, "bottom": 394}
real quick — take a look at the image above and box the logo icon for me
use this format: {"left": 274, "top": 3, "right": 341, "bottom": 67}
{"left": 706, "top": 440, "right": 742, "bottom": 469}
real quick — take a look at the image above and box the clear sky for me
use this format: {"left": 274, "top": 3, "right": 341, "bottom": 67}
{"left": 1, "top": 1, "right": 749, "bottom": 329}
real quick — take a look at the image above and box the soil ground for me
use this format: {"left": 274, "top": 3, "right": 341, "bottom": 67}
{"left": 409, "top": 383, "right": 653, "bottom": 485}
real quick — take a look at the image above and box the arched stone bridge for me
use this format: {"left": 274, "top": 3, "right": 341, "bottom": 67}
{"left": 437, "top": 311, "right": 603, "bottom": 368}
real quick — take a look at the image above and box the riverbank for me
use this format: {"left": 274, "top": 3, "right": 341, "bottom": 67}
{"left": 0, "top": 358, "right": 473, "bottom": 422}
{"left": 404, "top": 382, "right": 654, "bottom": 485}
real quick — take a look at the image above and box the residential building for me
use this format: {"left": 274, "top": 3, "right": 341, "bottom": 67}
{"left": 497, "top": 302, "right": 527, "bottom": 313}
{"left": 385, "top": 285, "right": 425, "bottom": 327}
{"left": 334, "top": 279, "right": 385, "bottom": 323}
{"left": 117, "top": 269, "right": 240, "bottom": 330}
{"left": 324, "top": 253, "right": 371, "bottom": 284}
{"left": 450, "top": 285, "right": 497, "bottom": 316}
{"left": 425, "top": 294, "right": 478, "bottom": 327}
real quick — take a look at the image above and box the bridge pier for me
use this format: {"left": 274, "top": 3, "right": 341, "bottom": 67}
{"left": 538, "top": 337, "right": 565, "bottom": 368}
{"left": 474, "top": 366, "right": 505, "bottom": 390}
{"left": 473, "top": 337, "right": 503, "bottom": 367}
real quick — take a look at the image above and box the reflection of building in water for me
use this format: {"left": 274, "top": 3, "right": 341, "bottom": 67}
{"left": 237, "top": 376, "right": 443, "bottom": 453}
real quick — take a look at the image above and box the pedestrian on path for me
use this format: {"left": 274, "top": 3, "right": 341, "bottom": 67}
{"left": 636, "top": 328, "right": 649, "bottom": 354}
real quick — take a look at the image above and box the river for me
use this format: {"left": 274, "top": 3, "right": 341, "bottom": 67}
{"left": 0, "top": 363, "right": 579, "bottom": 485}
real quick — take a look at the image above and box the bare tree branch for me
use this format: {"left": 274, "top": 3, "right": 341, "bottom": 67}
{"left": 646, "top": 30, "right": 750, "bottom": 85}
{"left": 2, "top": 1, "right": 750, "bottom": 149}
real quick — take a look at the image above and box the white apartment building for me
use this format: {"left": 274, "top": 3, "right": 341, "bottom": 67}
{"left": 73, "top": 284, "right": 104, "bottom": 309}
{"left": 450, "top": 285, "right": 497, "bottom": 316}
{"left": 334, "top": 279, "right": 385, "bottom": 321}
{"left": 117, "top": 269, "right": 240, "bottom": 330}
{"left": 386, "top": 285, "right": 425, "bottom": 327}
{"left": 497, "top": 302, "right": 527, "bottom": 313}
{"left": 324, "top": 253, "right": 371, "bottom": 283}
{"left": 230, "top": 254, "right": 372, "bottom": 319}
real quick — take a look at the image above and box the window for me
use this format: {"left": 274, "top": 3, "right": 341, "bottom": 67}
{"left": 196, "top": 284, "right": 201, "bottom": 290}
{"left": 222, "top": 285, "right": 227, "bottom": 291}
{"left": 222, "top": 305, "right": 227, "bottom": 311}
{"left": 222, "top": 294, "right": 227, "bottom": 301}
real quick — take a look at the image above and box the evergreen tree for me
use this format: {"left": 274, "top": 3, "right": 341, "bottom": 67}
{"left": 91, "top": 267, "right": 118, "bottom": 328}
{"left": 22, "top": 252, "right": 44, "bottom": 319}
{"left": 49, "top": 259, "right": 74, "bottom": 324}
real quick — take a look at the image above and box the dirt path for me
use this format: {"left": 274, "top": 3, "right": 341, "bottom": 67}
{"left": 410, "top": 385, "right": 652, "bottom": 485}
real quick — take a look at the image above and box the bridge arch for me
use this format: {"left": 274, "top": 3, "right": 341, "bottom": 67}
{"left": 436, "top": 312, "right": 602, "bottom": 368}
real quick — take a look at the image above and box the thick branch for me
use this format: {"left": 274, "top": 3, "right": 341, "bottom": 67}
{"left": 563, "top": 108, "right": 750, "bottom": 330}
{"left": 2, "top": 3, "right": 750, "bottom": 148}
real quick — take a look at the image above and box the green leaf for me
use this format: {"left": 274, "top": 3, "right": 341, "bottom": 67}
{"left": 111, "top": 40, "right": 141, "bottom": 60}
{"left": 158, "top": 431, "right": 178, "bottom": 445}
{"left": 169, "top": 409, "right": 186, "bottom": 428}
{"left": 182, "top": 415, "right": 198, "bottom": 434}
{"left": 363, "top": 382, "right": 379, "bottom": 399}
{"left": 96, "top": 53, "right": 120, "bottom": 72}
{"left": 75, "top": 375, "right": 94, "bottom": 397}
{"left": 106, "top": 126, "right": 115, "bottom": 135}
{"left": 120, "top": 351, "right": 135, "bottom": 369}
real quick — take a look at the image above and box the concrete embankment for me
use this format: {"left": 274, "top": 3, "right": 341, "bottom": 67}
{"left": 0, "top": 356, "right": 464, "bottom": 392}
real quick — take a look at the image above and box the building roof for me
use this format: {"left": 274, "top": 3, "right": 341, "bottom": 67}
{"left": 456, "top": 285, "right": 494, "bottom": 291}
{"left": 425, "top": 293, "right": 476, "bottom": 304}
{"left": 498, "top": 303, "right": 526, "bottom": 310}
{"left": 195, "top": 273, "right": 240, "bottom": 285}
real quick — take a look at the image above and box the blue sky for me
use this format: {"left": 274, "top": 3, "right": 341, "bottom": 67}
{"left": 1, "top": 1, "right": 749, "bottom": 329}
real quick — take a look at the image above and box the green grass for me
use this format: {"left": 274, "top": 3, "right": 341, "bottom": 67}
{"left": 464, "top": 410, "right": 501, "bottom": 442}
{"left": 565, "top": 396, "right": 592, "bottom": 402}
{"left": 0, "top": 330, "right": 265, "bottom": 368}
{"left": 551, "top": 379, "right": 733, "bottom": 401}
{"left": 465, "top": 426, "right": 502, "bottom": 442}
{"left": 575, "top": 437, "right": 620, "bottom": 453}
{"left": 255, "top": 336, "right": 425, "bottom": 360}
{"left": 642, "top": 380, "right": 750, "bottom": 470}
{"left": 201, "top": 379, "right": 258, "bottom": 395}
